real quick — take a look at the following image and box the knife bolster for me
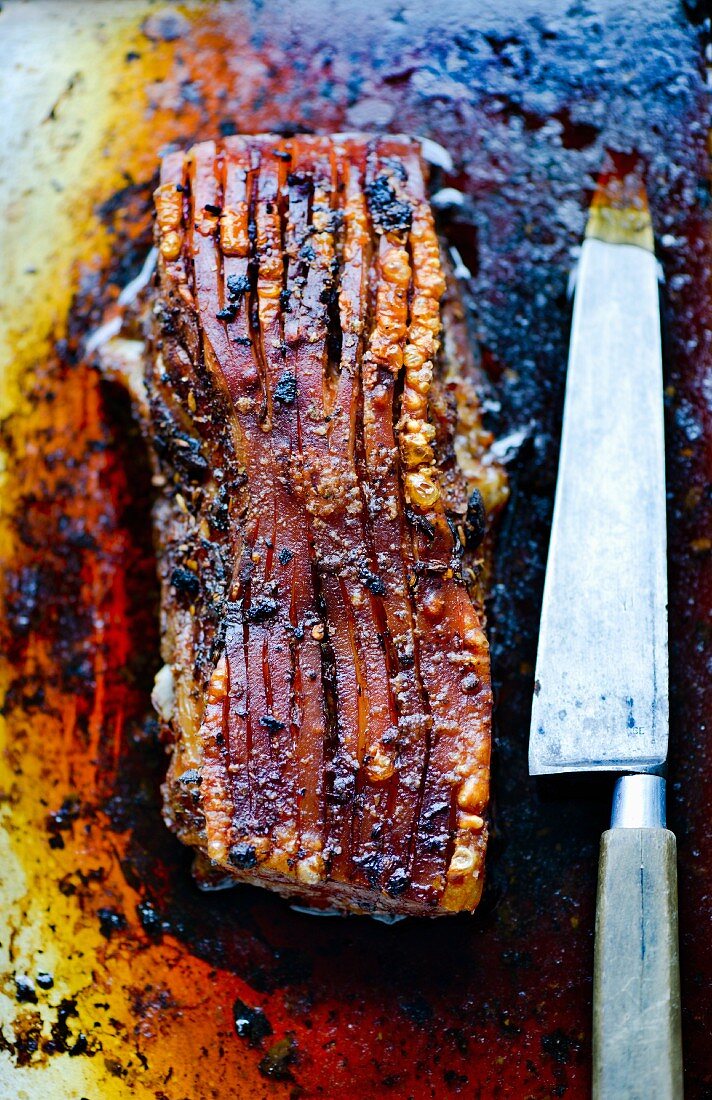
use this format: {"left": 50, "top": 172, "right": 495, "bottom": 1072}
{"left": 611, "top": 774, "right": 666, "bottom": 829}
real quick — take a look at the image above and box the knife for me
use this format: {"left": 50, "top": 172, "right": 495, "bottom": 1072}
{"left": 529, "top": 162, "right": 683, "bottom": 1099}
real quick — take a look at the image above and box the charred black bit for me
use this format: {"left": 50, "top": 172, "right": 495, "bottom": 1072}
{"left": 325, "top": 209, "right": 344, "bottom": 235}
{"left": 359, "top": 566, "right": 387, "bottom": 596}
{"left": 287, "top": 171, "right": 312, "bottom": 191}
{"left": 364, "top": 175, "right": 412, "bottom": 234}
{"left": 136, "top": 899, "right": 165, "bottom": 938}
{"left": 260, "top": 714, "right": 287, "bottom": 733}
{"left": 158, "top": 427, "right": 209, "bottom": 481}
{"left": 464, "top": 488, "right": 487, "bottom": 549}
{"left": 258, "top": 1036, "right": 297, "bottom": 1081}
{"left": 58, "top": 874, "right": 77, "bottom": 896}
{"left": 15, "top": 976, "right": 38, "bottom": 1004}
{"left": 46, "top": 795, "right": 81, "bottom": 849}
{"left": 228, "top": 842, "right": 258, "bottom": 869}
{"left": 279, "top": 288, "right": 292, "bottom": 310}
{"left": 216, "top": 303, "right": 238, "bottom": 322}
{"left": 70, "top": 1033, "right": 89, "bottom": 1057}
{"left": 204, "top": 202, "right": 222, "bottom": 216}
{"left": 244, "top": 598, "right": 278, "bottom": 624}
{"left": 299, "top": 242, "right": 316, "bottom": 263}
{"left": 97, "top": 906, "right": 127, "bottom": 940}
{"left": 278, "top": 547, "right": 294, "bottom": 565}
{"left": 233, "top": 334, "right": 252, "bottom": 346}
{"left": 233, "top": 998, "right": 274, "bottom": 1046}
{"left": 404, "top": 505, "right": 435, "bottom": 541}
{"left": 386, "top": 868, "right": 412, "bottom": 896}
{"left": 47, "top": 795, "right": 81, "bottom": 832}
{"left": 178, "top": 768, "right": 202, "bottom": 785}
{"left": 326, "top": 770, "right": 353, "bottom": 806}
{"left": 36, "top": 972, "right": 54, "bottom": 991}
{"left": 227, "top": 273, "right": 250, "bottom": 299}
{"left": 45, "top": 998, "right": 80, "bottom": 1056}
{"left": 272, "top": 148, "right": 292, "bottom": 161}
{"left": 209, "top": 486, "right": 230, "bottom": 533}
{"left": 178, "top": 448, "right": 209, "bottom": 479}
{"left": 170, "top": 566, "right": 200, "bottom": 600}
{"left": 273, "top": 372, "right": 297, "bottom": 405}
{"left": 352, "top": 849, "right": 383, "bottom": 889}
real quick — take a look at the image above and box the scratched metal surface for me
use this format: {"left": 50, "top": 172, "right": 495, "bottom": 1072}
{"left": 0, "top": 2, "right": 710, "bottom": 1098}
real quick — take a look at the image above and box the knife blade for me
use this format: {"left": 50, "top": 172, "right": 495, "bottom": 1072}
{"left": 528, "top": 162, "right": 683, "bottom": 1099}
{"left": 529, "top": 167, "right": 667, "bottom": 776}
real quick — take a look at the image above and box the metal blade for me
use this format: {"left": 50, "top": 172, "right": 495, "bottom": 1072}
{"left": 529, "top": 177, "right": 668, "bottom": 776}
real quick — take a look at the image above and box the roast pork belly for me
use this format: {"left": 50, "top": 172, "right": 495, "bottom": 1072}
{"left": 106, "top": 134, "right": 507, "bottom": 916}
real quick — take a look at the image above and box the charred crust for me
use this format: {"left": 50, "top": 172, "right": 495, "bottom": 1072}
{"left": 170, "top": 566, "right": 200, "bottom": 600}
{"left": 385, "top": 868, "right": 411, "bottom": 896}
{"left": 273, "top": 372, "right": 297, "bottom": 405}
{"left": 228, "top": 843, "right": 259, "bottom": 870}
{"left": 364, "top": 174, "right": 412, "bottom": 235}
{"left": 358, "top": 566, "right": 387, "bottom": 596}
{"left": 464, "top": 487, "right": 487, "bottom": 549}
{"left": 243, "top": 598, "right": 278, "bottom": 624}
{"left": 227, "top": 273, "right": 250, "bottom": 298}
{"left": 260, "top": 714, "right": 287, "bottom": 733}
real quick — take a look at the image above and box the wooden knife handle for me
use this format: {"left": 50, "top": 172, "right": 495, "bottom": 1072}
{"left": 593, "top": 827, "right": 683, "bottom": 1099}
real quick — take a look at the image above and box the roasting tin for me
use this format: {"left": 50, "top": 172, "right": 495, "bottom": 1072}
{"left": 1, "top": 2, "right": 710, "bottom": 1097}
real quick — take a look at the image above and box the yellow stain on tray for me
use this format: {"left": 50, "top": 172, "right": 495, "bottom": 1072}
{"left": 0, "top": 3, "right": 292, "bottom": 1097}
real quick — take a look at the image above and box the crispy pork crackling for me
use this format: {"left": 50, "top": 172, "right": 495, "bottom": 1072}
{"left": 100, "top": 134, "right": 507, "bottom": 916}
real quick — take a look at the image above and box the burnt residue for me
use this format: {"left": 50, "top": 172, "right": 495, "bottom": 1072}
{"left": 273, "top": 371, "right": 297, "bottom": 405}
{"left": 46, "top": 998, "right": 86, "bottom": 1057}
{"left": 14, "top": 976, "right": 38, "bottom": 1005}
{"left": 97, "top": 906, "right": 127, "bottom": 940}
{"left": 243, "top": 598, "right": 278, "bottom": 624}
{"left": 358, "top": 566, "right": 388, "bottom": 597}
{"left": 1, "top": 2, "right": 710, "bottom": 1098}
{"left": 364, "top": 175, "right": 412, "bottom": 235}
{"left": 136, "top": 898, "right": 166, "bottom": 938}
{"left": 170, "top": 565, "right": 201, "bottom": 601}
{"left": 464, "top": 487, "right": 487, "bottom": 549}
{"left": 228, "top": 842, "right": 259, "bottom": 869}
{"left": 233, "top": 999, "right": 274, "bottom": 1047}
